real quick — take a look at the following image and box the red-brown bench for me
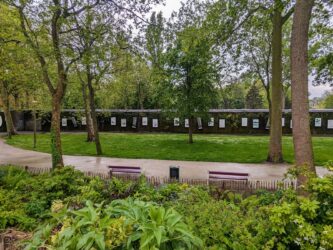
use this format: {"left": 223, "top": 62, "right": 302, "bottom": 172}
{"left": 108, "top": 166, "right": 141, "bottom": 178}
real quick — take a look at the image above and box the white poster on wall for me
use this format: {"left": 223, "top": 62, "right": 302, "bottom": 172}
{"left": 111, "top": 117, "right": 116, "bottom": 126}
{"left": 282, "top": 118, "right": 285, "bottom": 127}
{"left": 152, "top": 119, "right": 158, "bottom": 128}
{"left": 328, "top": 120, "right": 333, "bottom": 129}
{"left": 0, "top": 116, "right": 2, "bottom": 127}
{"left": 241, "top": 118, "right": 248, "bottom": 127}
{"left": 62, "top": 118, "right": 67, "bottom": 127}
{"left": 142, "top": 117, "right": 148, "bottom": 126}
{"left": 185, "top": 119, "right": 189, "bottom": 128}
{"left": 315, "top": 118, "right": 322, "bottom": 127}
{"left": 253, "top": 119, "right": 259, "bottom": 128}
{"left": 208, "top": 117, "right": 214, "bottom": 127}
{"left": 174, "top": 118, "right": 180, "bottom": 126}
{"left": 132, "top": 117, "right": 137, "bottom": 128}
{"left": 197, "top": 118, "right": 203, "bottom": 129}
{"left": 71, "top": 117, "right": 78, "bottom": 127}
{"left": 121, "top": 118, "right": 126, "bottom": 127}
{"left": 81, "top": 117, "right": 87, "bottom": 125}
{"left": 219, "top": 119, "right": 225, "bottom": 128}
{"left": 265, "top": 119, "right": 270, "bottom": 129}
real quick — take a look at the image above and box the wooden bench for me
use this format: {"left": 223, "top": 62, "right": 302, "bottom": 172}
{"left": 208, "top": 171, "right": 249, "bottom": 189}
{"left": 208, "top": 171, "right": 249, "bottom": 181}
{"left": 108, "top": 166, "right": 141, "bottom": 178}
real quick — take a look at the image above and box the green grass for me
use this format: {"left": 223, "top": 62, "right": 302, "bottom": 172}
{"left": 5, "top": 133, "right": 333, "bottom": 165}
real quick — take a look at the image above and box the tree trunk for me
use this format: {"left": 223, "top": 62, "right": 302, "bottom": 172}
{"left": 13, "top": 93, "right": 19, "bottom": 110}
{"left": 291, "top": 0, "right": 316, "bottom": 187}
{"left": 0, "top": 81, "right": 17, "bottom": 138}
{"left": 25, "top": 90, "right": 30, "bottom": 109}
{"left": 264, "top": 85, "right": 272, "bottom": 122}
{"left": 267, "top": 4, "right": 283, "bottom": 163}
{"left": 81, "top": 83, "right": 95, "bottom": 142}
{"left": 50, "top": 94, "right": 64, "bottom": 168}
{"left": 87, "top": 69, "right": 102, "bottom": 155}
{"left": 188, "top": 116, "right": 194, "bottom": 144}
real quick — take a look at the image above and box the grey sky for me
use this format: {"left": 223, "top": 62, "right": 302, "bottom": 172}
{"left": 154, "top": 0, "right": 332, "bottom": 98}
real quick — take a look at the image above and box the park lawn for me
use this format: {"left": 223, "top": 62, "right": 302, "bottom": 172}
{"left": 5, "top": 133, "right": 333, "bottom": 165}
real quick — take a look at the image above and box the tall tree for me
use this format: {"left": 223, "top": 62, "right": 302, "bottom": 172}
{"left": 145, "top": 11, "right": 165, "bottom": 107}
{"left": 291, "top": 0, "right": 316, "bottom": 187}
{"left": 73, "top": 7, "right": 112, "bottom": 155}
{"left": 0, "top": 3, "right": 42, "bottom": 137}
{"left": 245, "top": 84, "right": 264, "bottom": 109}
{"left": 268, "top": 0, "right": 294, "bottom": 163}
{"left": 238, "top": 0, "right": 294, "bottom": 162}
{"left": 0, "top": 3, "right": 20, "bottom": 138}
{"left": 165, "top": 24, "right": 218, "bottom": 143}
{"left": 12, "top": 0, "right": 99, "bottom": 168}
{"left": 76, "top": 69, "right": 95, "bottom": 142}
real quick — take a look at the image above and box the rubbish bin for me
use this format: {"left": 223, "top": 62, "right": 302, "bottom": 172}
{"left": 169, "top": 166, "right": 179, "bottom": 180}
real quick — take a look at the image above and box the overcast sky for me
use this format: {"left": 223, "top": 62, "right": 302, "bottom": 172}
{"left": 153, "top": 0, "right": 332, "bottom": 98}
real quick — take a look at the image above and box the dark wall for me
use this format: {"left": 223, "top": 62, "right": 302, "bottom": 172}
{"left": 3, "top": 109, "right": 333, "bottom": 135}
{"left": 0, "top": 112, "right": 6, "bottom": 132}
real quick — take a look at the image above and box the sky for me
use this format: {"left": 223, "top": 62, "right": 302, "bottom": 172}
{"left": 153, "top": 0, "right": 332, "bottom": 98}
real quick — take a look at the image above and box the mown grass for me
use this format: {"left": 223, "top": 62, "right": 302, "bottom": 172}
{"left": 5, "top": 133, "right": 333, "bottom": 165}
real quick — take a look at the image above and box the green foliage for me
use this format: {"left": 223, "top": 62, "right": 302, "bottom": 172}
{"left": 27, "top": 199, "right": 201, "bottom": 250}
{"left": 109, "top": 199, "right": 202, "bottom": 249}
{"left": 25, "top": 201, "right": 132, "bottom": 250}
{"left": 245, "top": 84, "right": 264, "bottom": 109}
{"left": 0, "top": 166, "right": 101, "bottom": 230}
{"left": 163, "top": 9, "right": 219, "bottom": 135}
{"left": 219, "top": 83, "right": 247, "bottom": 109}
{"left": 2, "top": 166, "right": 333, "bottom": 249}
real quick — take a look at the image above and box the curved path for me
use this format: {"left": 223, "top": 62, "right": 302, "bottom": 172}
{"left": 0, "top": 138, "right": 329, "bottom": 180}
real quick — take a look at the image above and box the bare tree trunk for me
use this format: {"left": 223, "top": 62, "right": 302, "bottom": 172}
{"left": 0, "top": 81, "right": 17, "bottom": 138}
{"left": 188, "top": 116, "right": 194, "bottom": 144}
{"left": 81, "top": 83, "right": 95, "bottom": 142}
{"left": 86, "top": 68, "right": 102, "bottom": 155}
{"left": 291, "top": 0, "right": 316, "bottom": 187}
{"left": 50, "top": 94, "right": 64, "bottom": 168}
{"left": 268, "top": 5, "right": 283, "bottom": 163}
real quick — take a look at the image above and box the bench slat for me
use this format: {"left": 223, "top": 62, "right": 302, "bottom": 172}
{"left": 112, "top": 170, "right": 141, "bottom": 174}
{"left": 209, "top": 171, "right": 249, "bottom": 177}
{"left": 109, "top": 165, "right": 141, "bottom": 177}
{"left": 209, "top": 176, "right": 248, "bottom": 180}
{"left": 109, "top": 166, "right": 140, "bottom": 170}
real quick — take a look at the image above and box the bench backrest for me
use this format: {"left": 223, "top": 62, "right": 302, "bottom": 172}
{"left": 209, "top": 171, "right": 249, "bottom": 180}
{"left": 108, "top": 166, "right": 141, "bottom": 174}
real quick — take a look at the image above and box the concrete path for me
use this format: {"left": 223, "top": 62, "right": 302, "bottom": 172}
{"left": 0, "top": 138, "right": 329, "bottom": 180}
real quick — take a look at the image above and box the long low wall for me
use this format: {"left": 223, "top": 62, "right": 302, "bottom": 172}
{"left": 1, "top": 109, "right": 333, "bottom": 135}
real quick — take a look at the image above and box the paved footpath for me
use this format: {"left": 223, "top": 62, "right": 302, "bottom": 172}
{"left": 0, "top": 138, "right": 329, "bottom": 180}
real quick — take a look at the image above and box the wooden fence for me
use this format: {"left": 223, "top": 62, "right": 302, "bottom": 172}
{"left": 16, "top": 166, "right": 297, "bottom": 191}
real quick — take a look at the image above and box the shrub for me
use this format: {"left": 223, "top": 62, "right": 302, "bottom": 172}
{"left": 26, "top": 199, "right": 202, "bottom": 250}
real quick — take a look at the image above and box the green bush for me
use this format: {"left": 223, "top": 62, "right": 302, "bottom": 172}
{"left": 26, "top": 199, "right": 202, "bottom": 250}
{"left": 1, "top": 165, "right": 333, "bottom": 249}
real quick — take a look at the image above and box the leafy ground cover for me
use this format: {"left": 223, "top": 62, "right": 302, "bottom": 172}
{"left": 6, "top": 133, "right": 333, "bottom": 165}
{"left": 0, "top": 166, "right": 332, "bottom": 249}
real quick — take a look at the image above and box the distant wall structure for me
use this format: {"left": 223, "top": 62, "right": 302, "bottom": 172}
{"left": 1, "top": 109, "right": 333, "bottom": 135}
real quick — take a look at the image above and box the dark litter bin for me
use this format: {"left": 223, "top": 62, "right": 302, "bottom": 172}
{"left": 170, "top": 166, "right": 179, "bottom": 181}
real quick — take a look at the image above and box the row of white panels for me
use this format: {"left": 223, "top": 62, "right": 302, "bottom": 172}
{"left": 59, "top": 116, "right": 333, "bottom": 129}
